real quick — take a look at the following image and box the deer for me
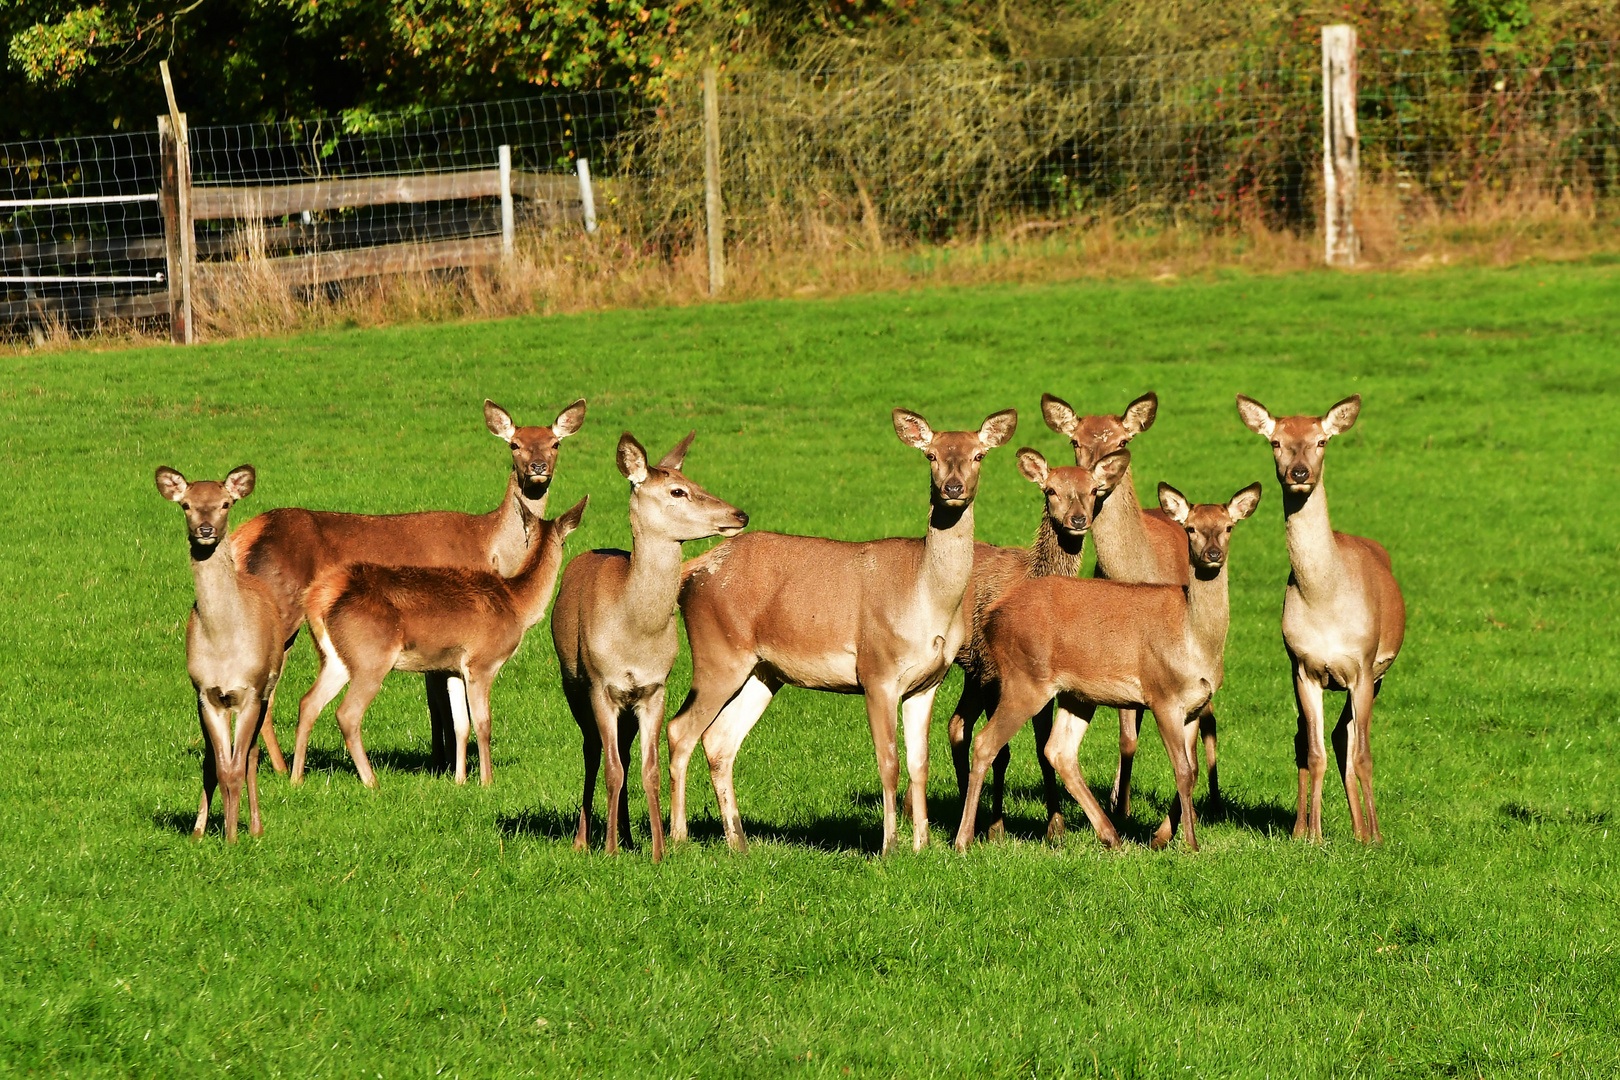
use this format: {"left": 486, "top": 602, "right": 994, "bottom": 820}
{"left": 953, "top": 480, "right": 1262, "bottom": 854}
{"left": 551, "top": 431, "right": 748, "bottom": 862}
{"left": 943, "top": 445, "right": 1130, "bottom": 843}
{"left": 1041, "top": 390, "right": 1233, "bottom": 827}
{"left": 291, "top": 496, "right": 588, "bottom": 788}
{"left": 1235, "top": 393, "right": 1405, "bottom": 843}
{"left": 232, "top": 397, "right": 586, "bottom": 780}
{"left": 666, "top": 407, "right": 1018, "bottom": 857}
{"left": 155, "top": 465, "right": 284, "bottom": 842}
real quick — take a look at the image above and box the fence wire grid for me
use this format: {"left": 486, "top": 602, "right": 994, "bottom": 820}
{"left": 5, "top": 41, "right": 1620, "bottom": 338}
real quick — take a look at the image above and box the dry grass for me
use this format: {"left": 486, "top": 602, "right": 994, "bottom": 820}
{"left": 6, "top": 190, "right": 1617, "bottom": 356}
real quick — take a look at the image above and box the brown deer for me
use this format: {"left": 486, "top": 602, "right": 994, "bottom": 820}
{"left": 1042, "top": 391, "right": 1232, "bottom": 822}
{"left": 233, "top": 397, "right": 587, "bottom": 776}
{"left": 1236, "top": 393, "right": 1405, "bottom": 843}
{"left": 944, "top": 445, "right": 1129, "bottom": 842}
{"left": 551, "top": 431, "right": 748, "bottom": 862}
{"left": 156, "top": 465, "right": 284, "bottom": 841}
{"left": 667, "top": 407, "right": 1018, "bottom": 856}
{"left": 291, "top": 497, "right": 588, "bottom": 787}
{"left": 953, "top": 481, "right": 1261, "bottom": 853}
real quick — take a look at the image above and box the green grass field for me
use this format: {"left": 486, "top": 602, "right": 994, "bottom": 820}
{"left": 3, "top": 264, "right": 1618, "bottom": 1077}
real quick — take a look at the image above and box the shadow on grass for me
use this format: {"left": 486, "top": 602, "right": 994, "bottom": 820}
{"left": 153, "top": 809, "right": 199, "bottom": 837}
{"left": 295, "top": 745, "right": 442, "bottom": 777}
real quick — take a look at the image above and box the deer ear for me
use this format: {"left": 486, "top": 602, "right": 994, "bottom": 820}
{"left": 1121, "top": 391, "right": 1158, "bottom": 434}
{"left": 659, "top": 430, "right": 696, "bottom": 470}
{"left": 1158, "top": 482, "right": 1191, "bottom": 524}
{"left": 978, "top": 409, "right": 1018, "bottom": 448}
{"left": 1094, "top": 448, "right": 1131, "bottom": 491}
{"left": 224, "top": 465, "right": 256, "bottom": 500}
{"left": 155, "top": 466, "right": 188, "bottom": 502}
{"left": 553, "top": 398, "right": 587, "bottom": 439}
{"left": 485, "top": 400, "right": 516, "bottom": 441}
{"left": 616, "top": 433, "right": 649, "bottom": 484}
{"left": 892, "top": 409, "right": 934, "bottom": 449}
{"left": 1015, "top": 447, "right": 1048, "bottom": 485}
{"left": 556, "top": 495, "right": 589, "bottom": 537}
{"left": 1235, "top": 394, "right": 1275, "bottom": 438}
{"left": 1040, "top": 393, "right": 1079, "bottom": 436}
{"left": 1321, "top": 394, "right": 1362, "bottom": 438}
{"left": 1227, "top": 482, "right": 1263, "bottom": 522}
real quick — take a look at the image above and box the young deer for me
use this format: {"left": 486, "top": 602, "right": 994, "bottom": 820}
{"left": 292, "top": 497, "right": 588, "bottom": 787}
{"left": 667, "top": 407, "right": 1018, "bottom": 856}
{"left": 156, "top": 465, "right": 284, "bottom": 841}
{"left": 1042, "top": 391, "right": 1230, "bottom": 818}
{"left": 944, "top": 446, "right": 1129, "bottom": 842}
{"left": 551, "top": 431, "right": 748, "bottom": 862}
{"left": 953, "top": 481, "right": 1261, "bottom": 854}
{"left": 1236, "top": 393, "right": 1405, "bottom": 843}
{"left": 234, "top": 397, "right": 586, "bottom": 776}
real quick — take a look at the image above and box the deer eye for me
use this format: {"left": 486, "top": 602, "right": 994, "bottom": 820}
{"left": 552, "top": 442, "right": 560, "bottom": 450}
{"left": 926, "top": 453, "right": 937, "bottom": 461}
{"left": 973, "top": 453, "right": 984, "bottom": 462}
{"left": 1270, "top": 440, "right": 1281, "bottom": 449}
{"left": 671, "top": 488, "right": 688, "bottom": 498}
{"left": 1317, "top": 440, "right": 1326, "bottom": 447}
{"left": 1225, "top": 526, "right": 1232, "bottom": 533}
{"left": 181, "top": 503, "right": 190, "bottom": 510}
{"left": 510, "top": 442, "right": 520, "bottom": 450}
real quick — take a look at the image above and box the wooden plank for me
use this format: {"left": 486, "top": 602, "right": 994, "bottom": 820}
{"left": 704, "top": 67, "right": 725, "bottom": 295}
{"left": 1322, "top": 24, "right": 1359, "bottom": 267}
{"left": 196, "top": 235, "right": 503, "bottom": 289}
{"left": 192, "top": 170, "right": 505, "bottom": 220}
{"left": 94, "top": 291, "right": 172, "bottom": 320}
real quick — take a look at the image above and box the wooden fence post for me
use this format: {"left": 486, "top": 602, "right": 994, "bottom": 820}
{"left": 576, "top": 159, "right": 597, "bottom": 234}
{"left": 702, "top": 66, "right": 724, "bottom": 296}
{"left": 498, "top": 145, "right": 514, "bottom": 259}
{"left": 157, "top": 114, "right": 195, "bottom": 343}
{"left": 1322, "top": 24, "right": 1359, "bottom": 267}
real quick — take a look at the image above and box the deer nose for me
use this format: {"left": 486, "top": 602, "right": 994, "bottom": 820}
{"left": 1068, "top": 512, "right": 1087, "bottom": 530}
{"left": 1289, "top": 465, "right": 1310, "bottom": 483}
{"left": 733, "top": 510, "right": 749, "bottom": 526}
{"left": 195, "top": 525, "right": 215, "bottom": 538}
{"left": 943, "top": 480, "right": 965, "bottom": 499}
{"left": 528, "top": 462, "right": 547, "bottom": 476}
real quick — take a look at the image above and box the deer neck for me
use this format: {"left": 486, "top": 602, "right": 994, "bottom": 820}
{"left": 1027, "top": 515, "right": 1085, "bottom": 579}
{"left": 506, "top": 533, "right": 566, "bottom": 632}
{"left": 1091, "top": 467, "right": 1164, "bottom": 583}
{"left": 920, "top": 500, "right": 976, "bottom": 612}
{"left": 190, "top": 538, "right": 249, "bottom": 638}
{"left": 1282, "top": 481, "right": 1343, "bottom": 604}
{"left": 488, "top": 472, "right": 549, "bottom": 576}
{"left": 1185, "top": 560, "right": 1231, "bottom": 670}
{"left": 620, "top": 518, "right": 687, "bottom": 637}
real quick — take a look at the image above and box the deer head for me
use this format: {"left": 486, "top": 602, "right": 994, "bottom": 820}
{"left": 1041, "top": 391, "right": 1157, "bottom": 473}
{"left": 893, "top": 408, "right": 1018, "bottom": 509}
{"left": 617, "top": 431, "right": 749, "bottom": 543}
{"left": 1016, "top": 447, "right": 1131, "bottom": 537}
{"left": 485, "top": 397, "right": 588, "bottom": 498}
{"left": 155, "top": 465, "right": 255, "bottom": 555}
{"left": 1157, "top": 481, "right": 1263, "bottom": 573}
{"left": 1235, "top": 394, "right": 1360, "bottom": 495}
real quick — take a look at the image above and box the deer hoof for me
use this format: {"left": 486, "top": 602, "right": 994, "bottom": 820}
{"left": 986, "top": 820, "right": 1006, "bottom": 843}
{"left": 1046, "top": 814, "right": 1067, "bottom": 843}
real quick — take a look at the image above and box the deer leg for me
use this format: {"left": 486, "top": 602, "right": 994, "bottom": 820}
{"left": 862, "top": 684, "right": 904, "bottom": 857}
{"left": 614, "top": 705, "right": 638, "bottom": 851}
{"left": 637, "top": 686, "right": 669, "bottom": 863}
{"left": 193, "top": 696, "right": 218, "bottom": 838}
{"left": 292, "top": 633, "right": 350, "bottom": 786}
{"left": 257, "top": 677, "right": 288, "bottom": 775}
{"left": 588, "top": 685, "right": 628, "bottom": 856}
{"left": 424, "top": 672, "right": 452, "bottom": 775}
{"left": 701, "top": 676, "right": 776, "bottom": 854}
{"left": 946, "top": 674, "right": 986, "bottom": 805}
{"left": 1292, "top": 668, "right": 1328, "bottom": 842}
{"left": 1110, "top": 707, "right": 1142, "bottom": 819}
{"left": 1356, "top": 678, "right": 1383, "bottom": 844}
{"left": 197, "top": 696, "right": 239, "bottom": 842}
{"left": 334, "top": 661, "right": 390, "bottom": 790}
{"left": 901, "top": 686, "right": 938, "bottom": 853}
{"left": 1331, "top": 690, "right": 1366, "bottom": 842}
{"left": 951, "top": 682, "right": 1044, "bottom": 852}
{"left": 1149, "top": 703, "right": 1200, "bottom": 853}
{"left": 1032, "top": 701, "right": 1065, "bottom": 842}
{"left": 466, "top": 674, "right": 495, "bottom": 788}
{"left": 562, "top": 679, "right": 599, "bottom": 851}
{"left": 667, "top": 659, "right": 755, "bottom": 845}
{"left": 1043, "top": 700, "right": 1120, "bottom": 849}
{"left": 1198, "top": 702, "right": 1220, "bottom": 811}
{"left": 243, "top": 689, "right": 267, "bottom": 837}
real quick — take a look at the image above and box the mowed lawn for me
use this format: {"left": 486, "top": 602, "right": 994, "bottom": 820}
{"left": 2, "top": 263, "right": 1617, "bottom": 1078}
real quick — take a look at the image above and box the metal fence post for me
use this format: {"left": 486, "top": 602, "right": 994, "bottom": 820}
{"left": 703, "top": 66, "right": 725, "bottom": 296}
{"left": 498, "top": 145, "right": 514, "bottom": 258}
{"left": 576, "top": 159, "right": 598, "bottom": 234}
{"left": 1322, "top": 24, "right": 1359, "bottom": 267}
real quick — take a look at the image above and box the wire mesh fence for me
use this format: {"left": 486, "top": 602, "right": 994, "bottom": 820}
{"left": 5, "top": 39, "right": 1620, "bottom": 342}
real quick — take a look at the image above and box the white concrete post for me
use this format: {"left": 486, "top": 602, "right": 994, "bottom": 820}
{"left": 498, "top": 144, "right": 514, "bottom": 258}
{"left": 576, "top": 158, "right": 597, "bottom": 233}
